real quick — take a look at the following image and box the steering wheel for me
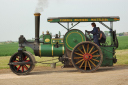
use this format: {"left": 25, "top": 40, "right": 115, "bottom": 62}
{"left": 85, "top": 31, "right": 93, "bottom": 41}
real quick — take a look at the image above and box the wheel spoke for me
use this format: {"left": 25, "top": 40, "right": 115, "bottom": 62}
{"left": 82, "top": 45, "right": 86, "bottom": 54}
{"left": 24, "top": 65, "right": 28, "bottom": 70}
{"left": 24, "top": 56, "right": 27, "bottom": 60}
{"left": 74, "top": 52, "right": 83, "bottom": 57}
{"left": 27, "top": 64, "right": 30, "bottom": 66}
{"left": 91, "top": 58, "right": 99, "bottom": 62}
{"left": 84, "top": 61, "right": 87, "bottom": 70}
{"left": 91, "top": 50, "right": 98, "bottom": 55}
{"left": 87, "top": 44, "right": 89, "bottom": 53}
{"left": 77, "top": 47, "right": 84, "bottom": 55}
{"left": 74, "top": 57, "right": 83, "bottom": 59}
{"left": 13, "top": 61, "right": 18, "bottom": 62}
{"left": 92, "top": 55, "right": 100, "bottom": 57}
{"left": 88, "top": 61, "right": 91, "bottom": 70}
{"left": 75, "top": 59, "right": 84, "bottom": 64}
{"left": 22, "top": 66, "right": 24, "bottom": 72}
{"left": 17, "top": 66, "right": 21, "bottom": 71}
{"left": 16, "top": 56, "right": 19, "bottom": 59}
{"left": 89, "top": 46, "right": 94, "bottom": 54}
{"left": 89, "top": 60, "right": 96, "bottom": 67}
{"left": 79, "top": 61, "right": 85, "bottom": 68}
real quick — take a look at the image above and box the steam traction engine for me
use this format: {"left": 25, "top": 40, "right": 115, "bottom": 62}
{"left": 8, "top": 13, "right": 120, "bottom": 75}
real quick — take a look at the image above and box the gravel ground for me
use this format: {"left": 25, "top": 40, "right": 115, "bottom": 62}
{"left": 0, "top": 66, "right": 128, "bottom": 85}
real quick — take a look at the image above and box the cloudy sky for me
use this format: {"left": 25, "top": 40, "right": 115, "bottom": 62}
{"left": 0, "top": 0, "right": 127, "bottom": 41}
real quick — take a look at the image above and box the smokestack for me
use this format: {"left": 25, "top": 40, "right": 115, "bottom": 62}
{"left": 34, "top": 13, "right": 41, "bottom": 43}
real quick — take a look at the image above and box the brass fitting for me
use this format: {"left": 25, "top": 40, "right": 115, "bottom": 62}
{"left": 34, "top": 13, "right": 41, "bottom": 16}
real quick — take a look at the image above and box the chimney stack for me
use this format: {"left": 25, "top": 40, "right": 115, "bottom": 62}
{"left": 34, "top": 13, "right": 41, "bottom": 43}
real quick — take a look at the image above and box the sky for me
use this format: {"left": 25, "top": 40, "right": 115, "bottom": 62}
{"left": 0, "top": 0, "right": 128, "bottom": 41}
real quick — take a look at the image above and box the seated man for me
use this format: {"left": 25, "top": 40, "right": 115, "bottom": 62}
{"left": 97, "top": 27, "right": 106, "bottom": 45}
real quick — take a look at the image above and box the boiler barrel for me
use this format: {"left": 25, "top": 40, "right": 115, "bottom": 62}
{"left": 39, "top": 44, "right": 65, "bottom": 56}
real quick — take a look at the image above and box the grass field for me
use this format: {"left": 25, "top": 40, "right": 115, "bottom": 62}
{"left": 116, "top": 36, "right": 128, "bottom": 50}
{"left": 0, "top": 36, "right": 128, "bottom": 56}
{"left": 106, "top": 36, "right": 128, "bottom": 50}
{"left": 0, "top": 49, "right": 128, "bottom": 69}
{"left": 0, "top": 43, "right": 33, "bottom": 56}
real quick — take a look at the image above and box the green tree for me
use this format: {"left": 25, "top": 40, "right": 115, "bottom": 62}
{"left": 119, "top": 33, "right": 124, "bottom": 36}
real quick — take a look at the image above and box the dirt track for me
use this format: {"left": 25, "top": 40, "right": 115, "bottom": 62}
{"left": 0, "top": 66, "right": 128, "bottom": 85}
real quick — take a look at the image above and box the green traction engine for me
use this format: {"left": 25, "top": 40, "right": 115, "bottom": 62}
{"left": 8, "top": 13, "right": 120, "bottom": 75}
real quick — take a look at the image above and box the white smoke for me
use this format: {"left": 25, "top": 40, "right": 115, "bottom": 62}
{"left": 35, "top": 0, "right": 48, "bottom": 13}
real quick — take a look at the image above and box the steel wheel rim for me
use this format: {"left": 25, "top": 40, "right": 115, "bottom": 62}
{"left": 72, "top": 42, "right": 103, "bottom": 72}
{"left": 10, "top": 53, "right": 33, "bottom": 74}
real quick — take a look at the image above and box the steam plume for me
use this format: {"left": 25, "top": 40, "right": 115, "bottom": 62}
{"left": 35, "top": 0, "right": 48, "bottom": 13}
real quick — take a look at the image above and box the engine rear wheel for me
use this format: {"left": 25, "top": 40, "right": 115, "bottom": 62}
{"left": 71, "top": 41, "right": 103, "bottom": 72}
{"left": 9, "top": 51, "right": 35, "bottom": 75}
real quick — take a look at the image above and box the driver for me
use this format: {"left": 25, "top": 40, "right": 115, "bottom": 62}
{"left": 86, "top": 23, "right": 99, "bottom": 46}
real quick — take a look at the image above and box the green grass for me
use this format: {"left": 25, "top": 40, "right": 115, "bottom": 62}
{"left": 0, "top": 36, "right": 128, "bottom": 56}
{"left": 115, "top": 49, "right": 128, "bottom": 65}
{"left": 0, "top": 49, "right": 127, "bottom": 69}
{"left": 106, "top": 36, "right": 128, "bottom": 50}
{"left": 0, "top": 43, "right": 33, "bottom": 56}
{"left": 117, "top": 36, "right": 128, "bottom": 50}
{"left": 0, "top": 57, "right": 10, "bottom": 69}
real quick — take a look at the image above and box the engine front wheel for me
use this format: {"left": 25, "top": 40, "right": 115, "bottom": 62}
{"left": 71, "top": 41, "right": 103, "bottom": 72}
{"left": 9, "top": 51, "right": 35, "bottom": 75}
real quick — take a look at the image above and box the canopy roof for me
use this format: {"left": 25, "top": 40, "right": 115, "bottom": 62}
{"left": 48, "top": 16, "right": 120, "bottom": 22}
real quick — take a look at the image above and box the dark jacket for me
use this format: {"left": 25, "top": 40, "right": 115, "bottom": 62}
{"left": 88, "top": 27, "right": 99, "bottom": 46}
{"left": 90, "top": 27, "right": 98, "bottom": 39}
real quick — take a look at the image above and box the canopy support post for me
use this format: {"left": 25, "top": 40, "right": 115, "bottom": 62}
{"left": 67, "top": 22, "right": 69, "bottom": 30}
{"left": 110, "top": 22, "right": 113, "bottom": 30}
{"left": 110, "top": 22, "right": 113, "bottom": 45}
